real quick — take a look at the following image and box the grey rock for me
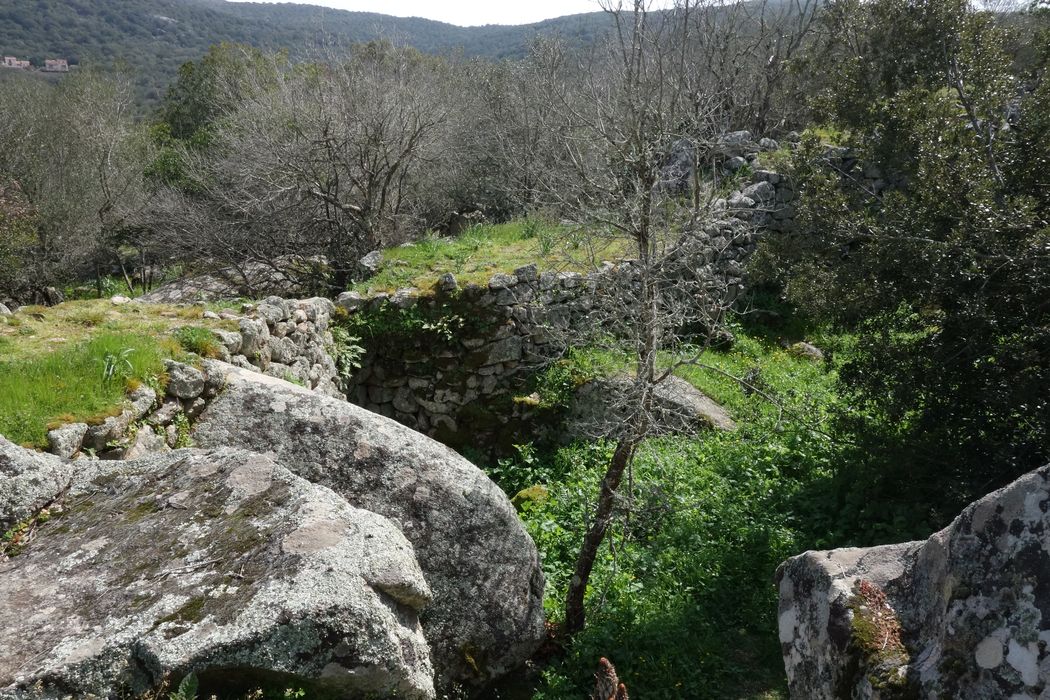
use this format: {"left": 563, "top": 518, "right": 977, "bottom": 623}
{"left": 742, "top": 181, "right": 776, "bottom": 203}
{"left": 192, "top": 365, "right": 546, "bottom": 689}
{"left": 238, "top": 318, "right": 269, "bottom": 361}
{"left": 488, "top": 273, "right": 518, "bottom": 290}
{"left": 254, "top": 302, "right": 286, "bottom": 326}
{"left": 202, "top": 310, "right": 220, "bottom": 320}
{"left": 128, "top": 385, "right": 157, "bottom": 421}
{"left": 164, "top": 361, "right": 205, "bottom": 400}
{"left": 789, "top": 341, "right": 824, "bottom": 361}
{"left": 0, "top": 437, "right": 78, "bottom": 532}
{"left": 726, "top": 156, "right": 747, "bottom": 172}
{"left": 336, "top": 290, "right": 365, "bottom": 312}
{"left": 513, "top": 264, "right": 539, "bottom": 283}
{"left": 485, "top": 336, "right": 523, "bottom": 365}
{"left": 568, "top": 375, "right": 735, "bottom": 440}
{"left": 358, "top": 250, "right": 383, "bottom": 279}
{"left": 391, "top": 288, "right": 419, "bottom": 309}
{"left": 727, "top": 194, "right": 756, "bottom": 210}
{"left": 109, "top": 295, "right": 131, "bottom": 305}
{"left": 211, "top": 329, "right": 242, "bottom": 356}
{"left": 297, "top": 297, "right": 334, "bottom": 327}
{"left": 146, "top": 398, "right": 182, "bottom": 427}
{"left": 437, "top": 273, "right": 458, "bottom": 294}
{"left": 46, "top": 423, "right": 88, "bottom": 459}
{"left": 0, "top": 303, "right": 10, "bottom": 316}
{"left": 758, "top": 137, "right": 780, "bottom": 151}
{"left": 778, "top": 464, "right": 1050, "bottom": 699}
{"left": 122, "top": 426, "right": 170, "bottom": 460}
{"left": 0, "top": 445, "right": 434, "bottom": 700}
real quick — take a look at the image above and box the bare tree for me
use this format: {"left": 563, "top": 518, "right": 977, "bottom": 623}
{"left": 163, "top": 43, "right": 453, "bottom": 294}
{"left": 0, "top": 70, "right": 151, "bottom": 300}
{"left": 530, "top": 0, "right": 763, "bottom": 635}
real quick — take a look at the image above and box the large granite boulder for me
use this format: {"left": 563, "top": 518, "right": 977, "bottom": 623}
{"left": 0, "top": 441, "right": 434, "bottom": 700}
{"left": 192, "top": 364, "right": 546, "bottom": 689}
{"left": 778, "top": 464, "right": 1050, "bottom": 699}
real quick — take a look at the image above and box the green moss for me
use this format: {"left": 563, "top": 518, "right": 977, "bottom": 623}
{"left": 846, "top": 581, "right": 913, "bottom": 696}
{"left": 159, "top": 595, "right": 208, "bottom": 625}
{"left": 126, "top": 499, "right": 161, "bottom": 523}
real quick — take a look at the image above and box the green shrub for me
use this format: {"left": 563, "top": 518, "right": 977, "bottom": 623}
{"left": 172, "top": 326, "right": 222, "bottom": 359}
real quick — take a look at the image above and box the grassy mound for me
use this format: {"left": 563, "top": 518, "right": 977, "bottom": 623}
{"left": 0, "top": 300, "right": 235, "bottom": 447}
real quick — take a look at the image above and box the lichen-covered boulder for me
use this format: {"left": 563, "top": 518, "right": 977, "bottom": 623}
{"left": 192, "top": 364, "right": 546, "bottom": 688}
{"left": 0, "top": 443, "right": 434, "bottom": 700}
{"left": 778, "top": 464, "right": 1050, "bottom": 699}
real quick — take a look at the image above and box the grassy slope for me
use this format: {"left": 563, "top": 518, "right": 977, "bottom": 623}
{"left": 356, "top": 220, "right": 628, "bottom": 293}
{"left": 0, "top": 299, "right": 233, "bottom": 447}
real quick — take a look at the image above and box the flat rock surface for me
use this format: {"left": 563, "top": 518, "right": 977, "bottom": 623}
{"left": 0, "top": 445, "right": 434, "bottom": 700}
{"left": 192, "top": 363, "right": 546, "bottom": 688}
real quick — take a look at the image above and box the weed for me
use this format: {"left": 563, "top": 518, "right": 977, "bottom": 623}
{"left": 173, "top": 326, "right": 222, "bottom": 359}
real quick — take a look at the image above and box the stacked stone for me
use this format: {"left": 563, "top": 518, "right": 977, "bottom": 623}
{"left": 209, "top": 296, "right": 344, "bottom": 399}
{"left": 336, "top": 264, "right": 601, "bottom": 444}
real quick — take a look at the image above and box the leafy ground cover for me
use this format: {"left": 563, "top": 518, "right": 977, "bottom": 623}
{"left": 481, "top": 318, "right": 849, "bottom": 699}
{"left": 0, "top": 299, "right": 234, "bottom": 447}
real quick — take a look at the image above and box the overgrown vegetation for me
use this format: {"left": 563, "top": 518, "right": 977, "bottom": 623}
{"left": 487, "top": 321, "right": 843, "bottom": 699}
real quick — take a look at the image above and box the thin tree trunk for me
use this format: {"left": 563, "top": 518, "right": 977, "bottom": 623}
{"left": 564, "top": 436, "right": 640, "bottom": 636}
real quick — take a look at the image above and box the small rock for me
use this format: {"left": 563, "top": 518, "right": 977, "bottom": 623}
{"left": 758, "top": 137, "right": 780, "bottom": 151}
{"left": 488, "top": 273, "right": 518, "bottom": 290}
{"left": 123, "top": 426, "right": 170, "bottom": 460}
{"left": 0, "top": 303, "right": 10, "bottom": 316}
{"left": 336, "top": 290, "right": 365, "bottom": 312}
{"left": 437, "top": 273, "right": 458, "bottom": 294}
{"left": 725, "top": 156, "right": 747, "bottom": 172}
{"left": 110, "top": 295, "right": 131, "bottom": 305}
{"left": 212, "top": 329, "right": 242, "bottom": 355}
{"left": 513, "top": 264, "right": 539, "bottom": 283}
{"left": 789, "top": 342, "right": 824, "bottom": 361}
{"left": 164, "top": 360, "right": 206, "bottom": 400}
{"left": 47, "top": 423, "right": 89, "bottom": 459}
{"left": 742, "top": 181, "right": 776, "bottom": 203}
{"left": 391, "top": 288, "right": 420, "bottom": 309}
{"left": 147, "top": 398, "right": 182, "bottom": 427}
{"left": 255, "top": 302, "right": 286, "bottom": 326}
{"left": 358, "top": 250, "right": 383, "bottom": 278}
{"left": 202, "top": 310, "right": 220, "bottom": 320}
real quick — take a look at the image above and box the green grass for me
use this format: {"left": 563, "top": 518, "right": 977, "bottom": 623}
{"left": 484, "top": 322, "right": 846, "bottom": 700}
{"left": 0, "top": 299, "right": 237, "bottom": 447}
{"left": 173, "top": 325, "right": 223, "bottom": 359}
{"left": 0, "top": 332, "right": 170, "bottom": 448}
{"left": 354, "top": 219, "right": 628, "bottom": 293}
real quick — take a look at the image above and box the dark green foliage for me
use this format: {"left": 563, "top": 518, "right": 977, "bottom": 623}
{"left": 754, "top": 0, "right": 1050, "bottom": 538}
{"left": 480, "top": 326, "right": 846, "bottom": 699}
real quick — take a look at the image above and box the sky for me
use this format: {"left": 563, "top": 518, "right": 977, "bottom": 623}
{"left": 229, "top": 0, "right": 609, "bottom": 26}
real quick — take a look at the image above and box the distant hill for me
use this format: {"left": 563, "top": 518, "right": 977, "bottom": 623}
{"left": 0, "top": 0, "right": 610, "bottom": 105}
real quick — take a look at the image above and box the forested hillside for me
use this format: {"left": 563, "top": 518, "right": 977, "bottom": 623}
{"left": 0, "top": 0, "right": 609, "bottom": 103}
